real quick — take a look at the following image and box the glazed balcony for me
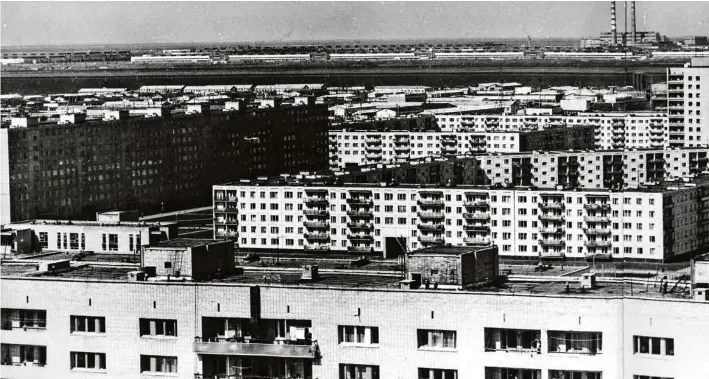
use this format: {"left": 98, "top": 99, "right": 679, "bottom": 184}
{"left": 585, "top": 240, "right": 612, "bottom": 248}
{"left": 583, "top": 203, "right": 611, "bottom": 211}
{"left": 417, "top": 224, "right": 445, "bottom": 231}
{"left": 303, "top": 221, "right": 329, "bottom": 229}
{"left": 539, "top": 239, "right": 565, "bottom": 247}
{"left": 365, "top": 153, "right": 382, "bottom": 160}
{"left": 418, "top": 211, "right": 445, "bottom": 219}
{"left": 463, "top": 213, "right": 490, "bottom": 221}
{"left": 538, "top": 202, "right": 565, "bottom": 210}
{"left": 193, "top": 337, "right": 319, "bottom": 359}
{"left": 365, "top": 138, "right": 382, "bottom": 145}
{"left": 304, "top": 244, "right": 330, "bottom": 252}
{"left": 365, "top": 145, "right": 382, "bottom": 152}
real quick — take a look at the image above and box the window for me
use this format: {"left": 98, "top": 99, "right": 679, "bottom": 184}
{"left": 59, "top": 233, "right": 63, "bottom": 249}
{"left": 108, "top": 234, "right": 118, "bottom": 251}
{"left": 549, "top": 371, "right": 602, "bottom": 379}
{"left": 140, "top": 355, "right": 177, "bottom": 373}
{"left": 484, "top": 328, "right": 541, "bottom": 352}
{"left": 39, "top": 232, "right": 48, "bottom": 248}
{"left": 548, "top": 331, "right": 602, "bottom": 354}
{"left": 633, "top": 336, "right": 674, "bottom": 356}
{"left": 71, "top": 316, "right": 106, "bottom": 333}
{"left": 340, "top": 364, "right": 380, "bottom": 379}
{"left": 0, "top": 344, "right": 46, "bottom": 366}
{"left": 139, "top": 319, "right": 177, "bottom": 337}
{"left": 339, "top": 325, "right": 379, "bottom": 345}
{"left": 417, "top": 329, "right": 456, "bottom": 349}
{"left": 485, "top": 367, "right": 540, "bottom": 379}
{"left": 419, "top": 368, "right": 458, "bottom": 379}
{"left": 70, "top": 351, "right": 106, "bottom": 370}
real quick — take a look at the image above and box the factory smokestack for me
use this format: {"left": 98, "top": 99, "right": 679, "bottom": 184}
{"left": 631, "top": 1, "right": 637, "bottom": 44}
{"left": 610, "top": 1, "right": 617, "bottom": 45}
{"left": 624, "top": 1, "right": 628, "bottom": 45}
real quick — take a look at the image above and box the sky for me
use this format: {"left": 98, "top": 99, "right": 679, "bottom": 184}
{"left": 1, "top": 1, "right": 708, "bottom": 47}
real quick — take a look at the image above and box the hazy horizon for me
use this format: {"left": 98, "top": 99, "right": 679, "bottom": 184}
{"left": 2, "top": 1, "right": 708, "bottom": 48}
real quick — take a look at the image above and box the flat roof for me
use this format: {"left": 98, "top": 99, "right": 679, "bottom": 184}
{"left": 0, "top": 262, "right": 693, "bottom": 300}
{"left": 6, "top": 219, "right": 175, "bottom": 228}
{"left": 150, "top": 238, "right": 224, "bottom": 249}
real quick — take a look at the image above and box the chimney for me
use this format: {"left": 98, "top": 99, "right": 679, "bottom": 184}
{"left": 630, "top": 1, "right": 637, "bottom": 44}
{"left": 624, "top": 1, "right": 628, "bottom": 45}
{"left": 610, "top": 2, "right": 617, "bottom": 46}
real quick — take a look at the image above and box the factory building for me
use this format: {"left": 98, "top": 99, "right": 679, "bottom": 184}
{"left": 433, "top": 52, "right": 525, "bottom": 60}
{"left": 329, "top": 127, "right": 596, "bottom": 168}
{"left": 667, "top": 57, "right": 709, "bottom": 148}
{"left": 2, "top": 247, "right": 707, "bottom": 379}
{"left": 0, "top": 101, "right": 328, "bottom": 224}
{"left": 213, "top": 174, "right": 709, "bottom": 262}
{"left": 329, "top": 53, "right": 418, "bottom": 61}
{"left": 130, "top": 55, "right": 213, "bottom": 64}
{"left": 227, "top": 54, "right": 311, "bottom": 62}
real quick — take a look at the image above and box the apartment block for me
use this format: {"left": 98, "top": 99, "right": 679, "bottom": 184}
{"left": 328, "top": 148, "right": 708, "bottom": 191}
{"left": 667, "top": 58, "right": 709, "bottom": 147}
{"left": 0, "top": 101, "right": 328, "bottom": 223}
{"left": 1, "top": 261, "right": 708, "bottom": 379}
{"left": 329, "top": 126, "right": 595, "bottom": 169}
{"left": 434, "top": 112, "right": 671, "bottom": 150}
{"left": 213, "top": 176, "right": 709, "bottom": 262}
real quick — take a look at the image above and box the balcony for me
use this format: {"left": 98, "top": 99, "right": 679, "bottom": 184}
{"left": 304, "top": 188, "right": 327, "bottom": 194}
{"left": 303, "top": 221, "right": 329, "bottom": 229}
{"left": 583, "top": 228, "right": 611, "bottom": 235}
{"left": 585, "top": 240, "right": 612, "bottom": 248}
{"left": 417, "top": 224, "right": 444, "bottom": 231}
{"left": 539, "top": 227, "right": 564, "bottom": 234}
{"left": 441, "top": 146, "right": 458, "bottom": 154}
{"left": 365, "top": 145, "right": 382, "bottom": 152}
{"left": 303, "top": 210, "right": 329, "bottom": 217}
{"left": 417, "top": 199, "right": 444, "bottom": 207}
{"left": 538, "top": 214, "right": 564, "bottom": 222}
{"left": 463, "top": 213, "right": 490, "bottom": 221}
{"left": 347, "top": 234, "right": 373, "bottom": 241}
{"left": 304, "top": 198, "right": 328, "bottom": 206}
{"left": 347, "top": 222, "right": 372, "bottom": 230}
{"left": 365, "top": 153, "right": 382, "bottom": 160}
{"left": 193, "top": 338, "right": 319, "bottom": 359}
{"left": 394, "top": 137, "right": 409, "bottom": 144}
{"left": 463, "top": 225, "right": 490, "bottom": 232}
{"left": 347, "top": 210, "right": 373, "bottom": 218}
{"left": 304, "top": 245, "right": 330, "bottom": 252}
{"left": 584, "top": 216, "right": 610, "bottom": 223}
{"left": 394, "top": 146, "right": 410, "bottom": 152}
{"left": 464, "top": 237, "right": 490, "bottom": 245}
{"left": 419, "top": 190, "right": 443, "bottom": 196}
{"left": 365, "top": 138, "right": 381, "bottom": 145}
{"left": 304, "top": 233, "right": 329, "bottom": 241}
{"left": 418, "top": 212, "right": 445, "bottom": 219}
{"left": 347, "top": 246, "right": 373, "bottom": 253}
{"left": 463, "top": 200, "right": 489, "bottom": 208}
{"left": 419, "top": 236, "right": 445, "bottom": 244}
{"left": 538, "top": 202, "right": 565, "bottom": 210}
{"left": 583, "top": 203, "right": 611, "bottom": 211}
{"left": 539, "top": 239, "right": 565, "bottom": 247}
{"left": 346, "top": 198, "right": 373, "bottom": 206}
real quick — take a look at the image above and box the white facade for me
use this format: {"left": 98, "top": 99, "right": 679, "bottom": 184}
{"left": 667, "top": 58, "right": 709, "bottom": 147}
{"left": 433, "top": 52, "right": 524, "bottom": 59}
{"left": 329, "top": 53, "right": 417, "bottom": 60}
{"left": 228, "top": 54, "right": 311, "bottom": 62}
{"left": 214, "top": 180, "right": 708, "bottom": 261}
{"left": 130, "top": 55, "right": 212, "bottom": 64}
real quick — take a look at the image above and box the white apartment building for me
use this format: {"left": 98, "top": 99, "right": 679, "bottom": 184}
{"left": 214, "top": 177, "right": 709, "bottom": 262}
{"left": 329, "top": 128, "right": 593, "bottom": 168}
{"left": 433, "top": 112, "right": 670, "bottom": 149}
{"left": 667, "top": 57, "right": 709, "bottom": 147}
